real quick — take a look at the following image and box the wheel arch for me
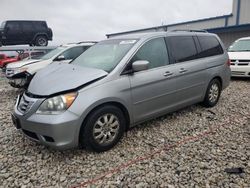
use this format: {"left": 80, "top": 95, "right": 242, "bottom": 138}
{"left": 33, "top": 33, "right": 48, "bottom": 42}
{"left": 81, "top": 101, "right": 131, "bottom": 130}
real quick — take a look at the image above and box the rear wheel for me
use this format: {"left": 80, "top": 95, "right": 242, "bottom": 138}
{"left": 80, "top": 105, "right": 126, "bottom": 152}
{"left": 35, "top": 36, "right": 48, "bottom": 46}
{"left": 202, "top": 79, "right": 221, "bottom": 107}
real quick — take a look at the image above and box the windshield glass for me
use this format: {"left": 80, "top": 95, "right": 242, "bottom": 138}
{"left": 228, "top": 39, "right": 250, "bottom": 52}
{"left": 0, "top": 22, "right": 6, "bottom": 29}
{"left": 39, "top": 47, "right": 66, "bottom": 60}
{"left": 71, "top": 39, "right": 137, "bottom": 72}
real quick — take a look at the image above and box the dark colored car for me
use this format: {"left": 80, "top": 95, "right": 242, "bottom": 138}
{"left": 0, "top": 20, "right": 53, "bottom": 46}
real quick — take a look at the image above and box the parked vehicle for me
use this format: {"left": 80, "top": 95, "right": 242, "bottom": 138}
{"left": 0, "top": 20, "right": 53, "bottom": 46}
{"left": 11, "top": 31, "right": 230, "bottom": 152}
{"left": 228, "top": 37, "right": 250, "bottom": 77}
{"left": 6, "top": 42, "right": 95, "bottom": 88}
{"left": 0, "top": 53, "right": 19, "bottom": 69}
{"left": 0, "top": 51, "right": 47, "bottom": 70}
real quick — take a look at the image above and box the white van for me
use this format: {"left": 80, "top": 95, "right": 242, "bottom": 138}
{"left": 228, "top": 37, "right": 250, "bottom": 77}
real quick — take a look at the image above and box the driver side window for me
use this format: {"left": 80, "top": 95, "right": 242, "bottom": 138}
{"left": 130, "top": 37, "right": 169, "bottom": 69}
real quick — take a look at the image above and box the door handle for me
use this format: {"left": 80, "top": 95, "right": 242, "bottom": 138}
{"left": 179, "top": 68, "right": 188, "bottom": 73}
{"left": 164, "top": 71, "right": 173, "bottom": 77}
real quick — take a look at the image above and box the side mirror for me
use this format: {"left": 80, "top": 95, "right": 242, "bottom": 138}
{"left": 55, "top": 55, "right": 65, "bottom": 61}
{"left": 132, "top": 60, "right": 149, "bottom": 72}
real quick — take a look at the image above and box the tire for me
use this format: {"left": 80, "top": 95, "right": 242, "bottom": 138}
{"left": 202, "top": 79, "right": 222, "bottom": 108}
{"left": 80, "top": 105, "right": 126, "bottom": 152}
{"left": 35, "top": 36, "right": 48, "bottom": 46}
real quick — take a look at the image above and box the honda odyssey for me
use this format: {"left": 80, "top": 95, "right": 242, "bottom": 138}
{"left": 12, "top": 31, "right": 231, "bottom": 152}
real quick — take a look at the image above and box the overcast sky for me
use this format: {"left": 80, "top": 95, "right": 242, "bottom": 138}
{"left": 0, "top": 0, "right": 233, "bottom": 45}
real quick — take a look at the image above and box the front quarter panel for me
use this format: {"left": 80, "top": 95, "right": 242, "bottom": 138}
{"left": 68, "top": 76, "right": 132, "bottom": 139}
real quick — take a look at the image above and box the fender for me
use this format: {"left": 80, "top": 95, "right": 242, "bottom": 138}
{"left": 32, "top": 33, "right": 50, "bottom": 42}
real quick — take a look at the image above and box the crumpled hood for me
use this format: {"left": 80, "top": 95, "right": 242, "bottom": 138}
{"left": 228, "top": 51, "right": 250, "bottom": 60}
{"left": 7, "top": 59, "right": 40, "bottom": 69}
{"left": 28, "top": 63, "right": 108, "bottom": 96}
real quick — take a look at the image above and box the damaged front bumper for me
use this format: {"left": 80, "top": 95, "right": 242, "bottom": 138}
{"left": 7, "top": 72, "right": 33, "bottom": 88}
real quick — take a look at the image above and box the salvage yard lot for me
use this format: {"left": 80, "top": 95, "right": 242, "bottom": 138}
{"left": 0, "top": 73, "right": 249, "bottom": 187}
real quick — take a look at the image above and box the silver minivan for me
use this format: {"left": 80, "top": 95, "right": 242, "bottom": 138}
{"left": 12, "top": 31, "right": 231, "bottom": 152}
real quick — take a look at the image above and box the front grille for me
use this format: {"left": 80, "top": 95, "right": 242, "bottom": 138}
{"left": 230, "top": 60, "right": 250, "bottom": 66}
{"left": 231, "top": 71, "right": 245, "bottom": 75}
{"left": 18, "top": 95, "right": 34, "bottom": 114}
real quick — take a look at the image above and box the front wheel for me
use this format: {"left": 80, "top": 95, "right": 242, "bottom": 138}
{"left": 80, "top": 105, "right": 126, "bottom": 152}
{"left": 202, "top": 79, "right": 222, "bottom": 107}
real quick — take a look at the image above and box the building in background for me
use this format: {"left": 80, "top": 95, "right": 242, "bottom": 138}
{"left": 107, "top": 0, "right": 250, "bottom": 47}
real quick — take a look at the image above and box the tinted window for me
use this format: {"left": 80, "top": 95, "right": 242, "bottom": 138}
{"left": 60, "top": 46, "right": 85, "bottom": 60}
{"left": 22, "top": 22, "right": 33, "bottom": 31}
{"left": 168, "top": 36, "right": 197, "bottom": 63}
{"left": 33, "top": 22, "right": 47, "bottom": 30}
{"left": 6, "top": 22, "right": 20, "bottom": 31}
{"left": 198, "top": 36, "right": 223, "bottom": 57}
{"left": 131, "top": 37, "right": 169, "bottom": 69}
{"left": 0, "top": 55, "right": 4, "bottom": 59}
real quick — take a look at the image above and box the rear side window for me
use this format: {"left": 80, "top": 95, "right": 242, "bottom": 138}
{"left": 167, "top": 36, "right": 197, "bottom": 63}
{"left": 33, "top": 22, "right": 47, "bottom": 30}
{"left": 130, "top": 37, "right": 169, "bottom": 69}
{"left": 197, "top": 36, "right": 224, "bottom": 58}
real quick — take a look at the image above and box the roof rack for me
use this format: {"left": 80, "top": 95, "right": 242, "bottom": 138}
{"left": 170, "top": 29, "right": 208, "bottom": 33}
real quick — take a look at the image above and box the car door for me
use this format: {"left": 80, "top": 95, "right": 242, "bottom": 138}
{"left": 21, "top": 22, "right": 34, "bottom": 43}
{"left": 166, "top": 36, "right": 208, "bottom": 108}
{"left": 128, "top": 37, "right": 179, "bottom": 123}
{"left": 5, "top": 21, "right": 23, "bottom": 44}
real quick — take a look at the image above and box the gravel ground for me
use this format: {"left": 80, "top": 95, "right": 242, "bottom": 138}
{"left": 0, "top": 72, "right": 249, "bottom": 188}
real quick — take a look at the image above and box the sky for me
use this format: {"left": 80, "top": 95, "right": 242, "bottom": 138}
{"left": 0, "top": 0, "right": 233, "bottom": 45}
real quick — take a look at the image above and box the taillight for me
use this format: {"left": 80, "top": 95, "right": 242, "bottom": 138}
{"left": 226, "top": 59, "right": 231, "bottom": 66}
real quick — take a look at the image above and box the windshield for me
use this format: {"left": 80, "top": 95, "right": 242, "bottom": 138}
{"left": 71, "top": 39, "right": 137, "bottom": 72}
{"left": 39, "top": 47, "right": 66, "bottom": 60}
{"left": 0, "top": 22, "right": 6, "bottom": 29}
{"left": 228, "top": 40, "right": 250, "bottom": 52}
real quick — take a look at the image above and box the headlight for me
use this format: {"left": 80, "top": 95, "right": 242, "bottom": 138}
{"left": 14, "top": 67, "right": 28, "bottom": 74}
{"left": 36, "top": 92, "right": 78, "bottom": 114}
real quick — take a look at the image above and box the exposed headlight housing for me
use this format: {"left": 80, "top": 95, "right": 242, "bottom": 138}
{"left": 13, "top": 67, "right": 28, "bottom": 75}
{"left": 36, "top": 92, "right": 78, "bottom": 115}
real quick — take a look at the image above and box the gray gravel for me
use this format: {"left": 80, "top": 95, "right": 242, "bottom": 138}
{"left": 0, "top": 72, "right": 249, "bottom": 188}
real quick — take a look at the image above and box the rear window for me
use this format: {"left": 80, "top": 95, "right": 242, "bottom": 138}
{"left": 168, "top": 36, "right": 197, "bottom": 63}
{"left": 197, "top": 36, "right": 224, "bottom": 58}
